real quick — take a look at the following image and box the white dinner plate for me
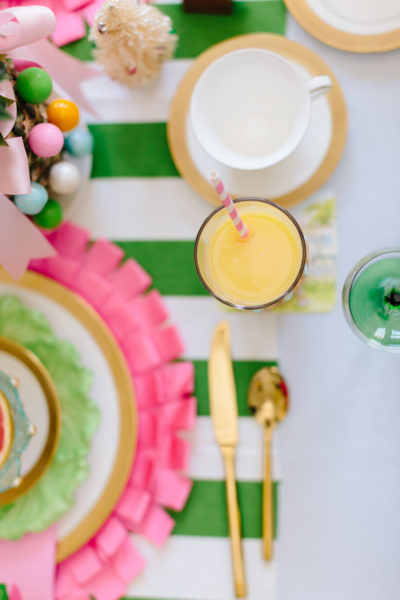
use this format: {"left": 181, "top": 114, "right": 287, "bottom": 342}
{"left": 285, "top": 0, "right": 400, "bottom": 53}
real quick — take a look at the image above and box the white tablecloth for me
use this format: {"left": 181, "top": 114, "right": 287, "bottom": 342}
{"left": 277, "top": 16, "right": 400, "bottom": 600}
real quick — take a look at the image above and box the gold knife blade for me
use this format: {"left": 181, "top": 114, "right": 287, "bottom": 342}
{"left": 208, "top": 321, "right": 246, "bottom": 598}
{"left": 208, "top": 320, "right": 238, "bottom": 447}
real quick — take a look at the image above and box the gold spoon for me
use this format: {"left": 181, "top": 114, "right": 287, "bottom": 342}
{"left": 247, "top": 366, "right": 289, "bottom": 560}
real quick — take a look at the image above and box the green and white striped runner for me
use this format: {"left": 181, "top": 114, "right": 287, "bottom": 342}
{"left": 62, "top": 2, "right": 286, "bottom": 598}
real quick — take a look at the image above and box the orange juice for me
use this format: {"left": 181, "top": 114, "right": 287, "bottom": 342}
{"left": 195, "top": 198, "right": 306, "bottom": 309}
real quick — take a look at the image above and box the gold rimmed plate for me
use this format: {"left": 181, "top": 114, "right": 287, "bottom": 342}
{"left": 0, "top": 270, "right": 137, "bottom": 562}
{"left": 285, "top": 0, "right": 400, "bottom": 53}
{"left": 167, "top": 33, "right": 347, "bottom": 209}
{"left": 0, "top": 336, "right": 61, "bottom": 506}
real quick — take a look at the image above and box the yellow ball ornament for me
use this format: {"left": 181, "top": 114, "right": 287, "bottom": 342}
{"left": 47, "top": 99, "right": 80, "bottom": 131}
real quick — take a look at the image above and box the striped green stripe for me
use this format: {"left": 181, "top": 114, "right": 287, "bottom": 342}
{"left": 88, "top": 123, "right": 178, "bottom": 178}
{"left": 169, "top": 480, "right": 278, "bottom": 538}
{"left": 115, "top": 241, "right": 203, "bottom": 296}
{"left": 193, "top": 360, "right": 278, "bottom": 416}
{"left": 62, "top": 1, "right": 286, "bottom": 62}
{"left": 159, "top": 1, "right": 286, "bottom": 59}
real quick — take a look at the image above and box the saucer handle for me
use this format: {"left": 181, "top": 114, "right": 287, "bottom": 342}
{"left": 307, "top": 75, "right": 332, "bottom": 100}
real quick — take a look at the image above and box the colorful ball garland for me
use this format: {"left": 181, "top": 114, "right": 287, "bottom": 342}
{"left": 33, "top": 198, "right": 63, "bottom": 229}
{"left": 47, "top": 98, "right": 80, "bottom": 131}
{"left": 9, "top": 64, "right": 93, "bottom": 229}
{"left": 64, "top": 129, "right": 93, "bottom": 158}
{"left": 49, "top": 162, "right": 81, "bottom": 195}
{"left": 28, "top": 123, "right": 64, "bottom": 158}
{"left": 14, "top": 182, "right": 48, "bottom": 215}
{"left": 15, "top": 67, "right": 52, "bottom": 104}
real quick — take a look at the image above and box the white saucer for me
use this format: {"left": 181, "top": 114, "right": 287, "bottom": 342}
{"left": 308, "top": 0, "right": 400, "bottom": 35}
{"left": 186, "top": 60, "right": 333, "bottom": 199}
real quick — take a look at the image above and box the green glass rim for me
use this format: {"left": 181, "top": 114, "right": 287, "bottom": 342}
{"left": 194, "top": 197, "right": 307, "bottom": 311}
{"left": 342, "top": 247, "right": 400, "bottom": 351}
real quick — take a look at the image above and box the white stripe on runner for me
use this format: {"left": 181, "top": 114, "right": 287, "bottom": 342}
{"left": 185, "top": 416, "right": 282, "bottom": 481}
{"left": 164, "top": 296, "right": 278, "bottom": 360}
{"left": 129, "top": 535, "right": 276, "bottom": 600}
{"left": 83, "top": 60, "right": 193, "bottom": 124}
{"left": 71, "top": 178, "right": 211, "bottom": 240}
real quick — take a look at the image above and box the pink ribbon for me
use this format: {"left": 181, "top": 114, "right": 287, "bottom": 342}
{"left": 0, "top": 0, "right": 105, "bottom": 46}
{"left": 0, "top": 526, "right": 56, "bottom": 599}
{"left": 0, "top": 5, "right": 56, "bottom": 51}
{"left": 0, "top": 194, "right": 57, "bottom": 279}
{"left": 1, "top": 5, "right": 100, "bottom": 114}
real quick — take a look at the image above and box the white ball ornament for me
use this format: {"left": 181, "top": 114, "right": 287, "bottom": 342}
{"left": 49, "top": 161, "right": 80, "bottom": 195}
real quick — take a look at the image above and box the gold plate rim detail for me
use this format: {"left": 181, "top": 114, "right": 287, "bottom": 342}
{"left": 167, "top": 33, "right": 347, "bottom": 209}
{"left": 284, "top": 0, "right": 400, "bottom": 54}
{"left": 0, "top": 335, "right": 61, "bottom": 506}
{"left": 0, "top": 269, "right": 137, "bottom": 563}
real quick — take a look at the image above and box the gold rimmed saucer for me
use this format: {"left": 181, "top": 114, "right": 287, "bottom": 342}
{"left": 167, "top": 33, "right": 347, "bottom": 209}
{"left": 285, "top": 0, "right": 400, "bottom": 54}
{"left": 0, "top": 335, "right": 61, "bottom": 507}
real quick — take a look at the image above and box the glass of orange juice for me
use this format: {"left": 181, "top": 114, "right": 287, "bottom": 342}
{"left": 194, "top": 197, "right": 307, "bottom": 310}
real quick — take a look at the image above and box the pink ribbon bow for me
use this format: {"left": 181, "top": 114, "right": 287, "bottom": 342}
{"left": 0, "top": 5, "right": 99, "bottom": 279}
{"left": 0, "top": 0, "right": 105, "bottom": 47}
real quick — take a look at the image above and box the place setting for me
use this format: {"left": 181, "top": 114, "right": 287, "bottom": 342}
{"left": 0, "top": 0, "right": 398, "bottom": 599}
{"left": 0, "top": 4, "right": 333, "bottom": 598}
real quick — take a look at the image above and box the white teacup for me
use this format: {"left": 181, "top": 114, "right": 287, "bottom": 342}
{"left": 189, "top": 48, "right": 332, "bottom": 171}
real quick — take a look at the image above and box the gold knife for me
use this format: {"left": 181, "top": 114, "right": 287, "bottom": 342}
{"left": 208, "top": 321, "right": 246, "bottom": 598}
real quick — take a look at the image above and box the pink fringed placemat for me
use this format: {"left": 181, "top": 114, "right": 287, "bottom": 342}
{"left": 29, "top": 222, "right": 196, "bottom": 600}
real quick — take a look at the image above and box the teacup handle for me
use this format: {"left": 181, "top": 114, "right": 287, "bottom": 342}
{"left": 307, "top": 75, "right": 332, "bottom": 100}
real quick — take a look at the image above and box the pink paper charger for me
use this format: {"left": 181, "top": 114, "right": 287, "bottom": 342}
{"left": 28, "top": 223, "right": 196, "bottom": 600}
{"left": 0, "top": 527, "right": 56, "bottom": 600}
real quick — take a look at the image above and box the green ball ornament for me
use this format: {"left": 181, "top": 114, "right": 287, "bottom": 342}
{"left": 33, "top": 198, "right": 63, "bottom": 229}
{"left": 15, "top": 67, "right": 53, "bottom": 104}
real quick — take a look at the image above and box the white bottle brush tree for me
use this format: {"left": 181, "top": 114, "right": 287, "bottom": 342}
{"left": 90, "top": 0, "right": 178, "bottom": 87}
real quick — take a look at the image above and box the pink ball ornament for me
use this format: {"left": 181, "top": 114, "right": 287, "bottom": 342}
{"left": 28, "top": 123, "right": 64, "bottom": 158}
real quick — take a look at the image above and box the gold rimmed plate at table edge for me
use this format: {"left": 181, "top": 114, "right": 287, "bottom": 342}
{"left": 284, "top": 0, "right": 400, "bottom": 54}
{"left": 0, "top": 335, "right": 61, "bottom": 507}
{"left": 0, "top": 269, "right": 137, "bottom": 563}
{"left": 167, "top": 33, "right": 347, "bottom": 209}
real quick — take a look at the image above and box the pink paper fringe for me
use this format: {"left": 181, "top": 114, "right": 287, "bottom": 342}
{"left": 29, "top": 222, "right": 195, "bottom": 600}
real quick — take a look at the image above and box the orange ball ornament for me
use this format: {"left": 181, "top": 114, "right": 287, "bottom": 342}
{"left": 47, "top": 99, "right": 80, "bottom": 131}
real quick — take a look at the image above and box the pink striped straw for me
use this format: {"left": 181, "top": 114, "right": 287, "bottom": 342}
{"left": 210, "top": 172, "right": 248, "bottom": 239}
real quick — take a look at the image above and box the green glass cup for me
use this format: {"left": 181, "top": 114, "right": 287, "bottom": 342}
{"left": 342, "top": 248, "right": 400, "bottom": 352}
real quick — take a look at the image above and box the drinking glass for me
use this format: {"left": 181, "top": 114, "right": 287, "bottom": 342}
{"left": 342, "top": 248, "right": 400, "bottom": 352}
{"left": 194, "top": 197, "right": 307, "bottom": 311}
